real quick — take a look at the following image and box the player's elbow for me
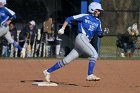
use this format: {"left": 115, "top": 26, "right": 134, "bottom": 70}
{"left": 98, "top": 33, "right": 104, "bottom": 38}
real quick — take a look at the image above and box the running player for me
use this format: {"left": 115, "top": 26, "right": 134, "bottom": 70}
{"left": 43, "top": 2, "right": 105, "bottom": 82}
{"left": 0, "top": 0, "right": 24, "bottom": 57}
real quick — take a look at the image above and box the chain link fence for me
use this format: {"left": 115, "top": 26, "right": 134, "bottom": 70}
{"left": 99, "top": 35, "right": 140, "bottom": 58}
{"left": 99, "top": 0, "right": 140, "bottom": 58}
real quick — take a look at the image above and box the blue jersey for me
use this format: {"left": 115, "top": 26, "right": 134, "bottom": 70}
{"left": 66, "top": 14, "right": 102, "bottom": 40}
{"left": 0, "top": 7, "right": 16, "bottom": 25}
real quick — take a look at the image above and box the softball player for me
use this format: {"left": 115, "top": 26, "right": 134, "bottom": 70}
{"left": 0, "top": 0, "right": 23, "bottom": 57}
{"left": 43, "top": 2, "right": 104, "bottom": 82}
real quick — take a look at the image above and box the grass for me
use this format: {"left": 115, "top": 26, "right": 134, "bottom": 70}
{"left": 100, "top": 36, "right": 140, "bottom": 58}
{"left": 100, "top": 36, "right": 117, "bottom": 57}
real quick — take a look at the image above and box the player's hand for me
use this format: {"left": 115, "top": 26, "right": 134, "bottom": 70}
{"left": 58, "top": 27, "right": 65, "bottom": 35}
{"left": 103, "top": 27, "right": 109, "bottom": 35}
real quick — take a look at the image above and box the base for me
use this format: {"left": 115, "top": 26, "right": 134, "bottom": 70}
{"left": 32, "top": 81, "right": 58, "bottom": 86}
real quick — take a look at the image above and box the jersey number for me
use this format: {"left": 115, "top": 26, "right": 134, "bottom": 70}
{"left": 88, "top": 25, "right": 95, "bottom": 31}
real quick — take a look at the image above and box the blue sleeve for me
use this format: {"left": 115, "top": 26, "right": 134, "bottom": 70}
{"left": 97, "top": 24, "right": 102, "bottom": 35}
{"left": 4, "top": 7, "right": 16, "bottom": 19}
{"left": 65, "top": 16, "right": 74, "bottom": 23}
{"left": 65, "top": 14, "right": 88, "bottom": 23}
{"left": 97, "top": 20, "right": 104, "bottom": 38}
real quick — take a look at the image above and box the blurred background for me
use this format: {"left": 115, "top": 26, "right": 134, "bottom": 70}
{"left": 0, "top": 0, "right": 140, "bottom": 58}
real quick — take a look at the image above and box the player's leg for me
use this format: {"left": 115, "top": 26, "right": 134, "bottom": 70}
{"left": 75, "top": 33, "right": 100, "bottom": 81}
{"left": 123, "top": 43, "right": 128, "bottom": 56}
{"left": 4, "top": 31, "right": 22, "bottom": 52}
{"left": 129, "top": 43, "right": 136, "bottom": 57}
{"left": 0, "top": 26, "right": 9, "bottom": 37}
{"left": 0, "top": 27, "right": 10, "bottom": 57}
{"left": 43, "top": 48, "right": 80, "bottom": 82}
{"left": 48, "top": 49, "right": 79, "bottom": 73}
{"left": 1, "top": 26, "right": 22, "bottom": 53}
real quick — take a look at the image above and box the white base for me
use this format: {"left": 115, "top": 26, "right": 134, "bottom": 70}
{"left": 32, "top": 81, "right": 58, "bottom": 86}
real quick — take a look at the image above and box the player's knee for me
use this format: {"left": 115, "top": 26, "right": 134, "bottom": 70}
{"left": 62, "top": 59, "right": 70, "bottom": 65}
{"left": 91, "top": 53, "right": 98, "bottom": 60}
{"left": 95, "top": 53, "right": 98, "bottom": 59}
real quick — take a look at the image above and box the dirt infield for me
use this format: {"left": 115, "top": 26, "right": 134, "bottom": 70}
{"left": 0, "top": 58, "right": 139, "bottom": 93}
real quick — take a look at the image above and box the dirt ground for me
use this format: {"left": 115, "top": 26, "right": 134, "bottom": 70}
{"left": 0, "top": 58, "right": 139, "bottom": 93}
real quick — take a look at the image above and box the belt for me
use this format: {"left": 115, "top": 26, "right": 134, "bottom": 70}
{"left": 79, "top": 32, "right": 90, "bottom": 38}
{"left": 79, "top": 33, "right": 92, "bottom": 40}
{"left": 79, "top": 32, "right": 88, "bottom": 36}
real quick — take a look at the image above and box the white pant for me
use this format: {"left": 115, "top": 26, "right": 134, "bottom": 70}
{"left": 0, "top": 26, "right": 14, "bottom": 43}
{"left": 63, "top": 33, "right": 98, "bottom": 64}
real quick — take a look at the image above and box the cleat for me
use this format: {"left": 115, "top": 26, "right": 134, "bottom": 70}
{"left": 43, "top": 69, "right": 50, "bottom": 82}
{"left": 86, "top": 74, "right": 101, "bottom": 81}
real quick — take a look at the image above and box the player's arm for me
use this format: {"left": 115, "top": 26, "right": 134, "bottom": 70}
{"left": 66, "top": 14, "right": 88, "bottom": 23}
{"left": 98, "top": 29, "right": 109, "bottom": 38}
{"left": 5, "top": 7, "right": 16, "bottom": 19}
{"left": 4, "top": 7, "right": 16, "bottom": 25}
{"left": 97, "top": 20, "right": 109, "bottom": 38}
{"left": 58, "top": 14, "right": 87, "bottom": 34}
{"left": 96, "top": 21, "right": 103, "bottom": 38}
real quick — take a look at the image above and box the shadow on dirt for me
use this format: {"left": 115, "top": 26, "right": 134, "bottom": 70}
{"left": 20, "top": 80, "right": 95, "bottom": 87}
